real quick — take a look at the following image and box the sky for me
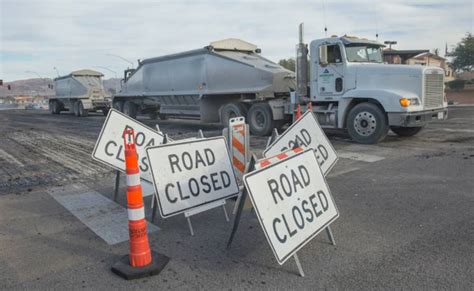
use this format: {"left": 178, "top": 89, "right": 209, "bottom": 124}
{"left": 0, "top": 0, "right": 472, "bottom": 81}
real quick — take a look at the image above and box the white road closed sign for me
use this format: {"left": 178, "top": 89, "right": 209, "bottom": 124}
{"left": 146, "top": 136, "right": 240, "bottom": 218}
{"left": 92, "top": 109, "right": 165, "bottom": 182}
{"left": 244, "top": 149, "right": 339, "bottom": 265}
{"left": 264, "top": 111, "right": 338, "bottom": 175}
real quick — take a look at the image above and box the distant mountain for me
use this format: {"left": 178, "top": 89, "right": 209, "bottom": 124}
{"left": 0, "top": 77, "right": 122, "bottom": 97}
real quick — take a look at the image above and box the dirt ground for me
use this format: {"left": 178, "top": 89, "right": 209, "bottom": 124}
{"left": 0, "top": 108, "right": 473, "bottom": 289}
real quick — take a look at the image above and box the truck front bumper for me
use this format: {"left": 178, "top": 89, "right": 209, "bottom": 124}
{"left": 387, "top": 107, "right": 448, "bottom": 127}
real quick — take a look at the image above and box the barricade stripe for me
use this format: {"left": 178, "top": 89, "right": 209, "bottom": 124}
{"left": 232, "top": 137, "right": 245, "bottom": 154}
{"left": 232, "top": 156, "right": 246, "bottom": 173}
{"left": 126, "top": 173, "right": 141, "bottom": 186}
{"left": 128, "top": 207, "right": 145, "bottom": 221}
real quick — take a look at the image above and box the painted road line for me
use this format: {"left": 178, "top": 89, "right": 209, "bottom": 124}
{"left": 48, "top": 184, "right": 159, "bottom": 245}
{"left": 338, "top": 151, "right": 385, "bottom": 163}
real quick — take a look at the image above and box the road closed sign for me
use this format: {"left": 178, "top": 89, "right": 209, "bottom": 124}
{"left": 146, "top": 137, "right": 240, "bottom": 218}
{"left": 244, "top": 149, "right": 339, "bottom": 265}
{"left": 264, "top": 111, "right": 338, "bottom": 175}
{"left": 92, "top": 109, "right": 165, "bottom": 182}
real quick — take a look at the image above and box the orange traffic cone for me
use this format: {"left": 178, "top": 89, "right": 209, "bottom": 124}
{"left": 123, "top": 128, "right": 152, "bottom": 267}
{"left": 111, "top": 128, "right": 169, "bottom": 280}
{"left": 295, "top": 104, "right": 302, "bottom": 120}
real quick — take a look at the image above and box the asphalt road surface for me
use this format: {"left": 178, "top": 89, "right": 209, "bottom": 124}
{"left": 0, "top": 108, "right": 473, "bottom": 289}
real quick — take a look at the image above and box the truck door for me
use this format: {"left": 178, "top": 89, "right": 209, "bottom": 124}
{"left": 316, "top": 43, "right": 344, "bottom": 100}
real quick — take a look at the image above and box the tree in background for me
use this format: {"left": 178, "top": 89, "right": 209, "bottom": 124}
{"left": 448, "top": 33, "right": 473, "bottom": 72}
{"left": 278, "top": 58, "right": 296, "bottom": 72}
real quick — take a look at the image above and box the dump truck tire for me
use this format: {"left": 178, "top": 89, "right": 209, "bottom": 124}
{"left": 113, "top": 100, "right": 124, "bottom": 112}
{"left": 248, "top": 103, "right": 274, "bottom": 136}
{"left": 220, "top": 103, "right": 248, "bottom": 127}
{"left": 391, "top": 126, "right": 423, "bottom": 137}
{"left": 73, "top": 101, "right": 80, "bottom": 117}
{"left": 347, "top": 102, "right": 388, "bottom": 144}
{"left": 149, "top": 111, "right": 159, "bottom": 120}
{"left": 49, "top": 100, "right": 60, "bottom": 114}
{"left": 78, "top": 101, "right": 89, "bottom": 117}
{"left": 123, "top": 101, "right": 137, "bottom": 119}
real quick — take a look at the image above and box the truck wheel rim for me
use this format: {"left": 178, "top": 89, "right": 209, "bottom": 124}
{"left": 354, "top": 111, "right": 376, "bottom": 136}
{"left": 255, "top": 111, "right": 265, "bottom": 129}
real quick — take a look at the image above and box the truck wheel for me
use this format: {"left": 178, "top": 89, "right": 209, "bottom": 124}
{"left": 346, "top": 102, "right": 388, "bottom": 144}
{"left": 49, "top": 100, "right": 60, "bottom": 114}
{"left": 149, "top": 111, "right": 159, "bottom": 120}
{"left": 113, "top": 100, "right": 124, "bottom": 112}
{"left": 123, "top": 101, "right": 137, "bottom": 119}
{"left": 78, "top": 101, "right": 89, "bottom": 117}
{"left": 73, "top": 101, "right": 80, "bottom": 117}
{"left": 248, "top": 103, "right": 274, "bottom": 136}
{"left": 391, "top": 126, "right": 423, "bottom": 137}
{"left": 220, "top": 103, "right": 248, "bottom": 127}
{"left": 49, "top": 101, "right": 55, "bottom": 114}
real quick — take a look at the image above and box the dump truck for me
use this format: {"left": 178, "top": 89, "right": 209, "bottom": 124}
{"left": 114, "top": 28, "right": 447, "bottom": 143}
{"left": 49, "top": 69, "right": 111, "bottom": 117}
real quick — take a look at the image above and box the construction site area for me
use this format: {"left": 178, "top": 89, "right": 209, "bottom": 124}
{"left": 0, "top": 107, "right": 472, "bottom": 289}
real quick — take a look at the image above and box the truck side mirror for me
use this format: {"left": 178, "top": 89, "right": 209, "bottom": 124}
{"left": 319, "top": 45, "right": 328, "bottom": 66}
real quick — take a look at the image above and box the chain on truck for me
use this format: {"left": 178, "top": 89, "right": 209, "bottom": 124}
{"left": 112, "top": 24, "right": 447, "bottom": 144}
{"left": 49, "top": 69, "right": 111, "bottom": 117}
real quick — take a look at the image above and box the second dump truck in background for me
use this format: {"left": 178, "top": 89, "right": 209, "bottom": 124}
{"left": 49, "top": 69, "right": 111, "bottom": 117}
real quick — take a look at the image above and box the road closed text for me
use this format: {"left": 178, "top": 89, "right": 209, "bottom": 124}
{"left": 164, "top": 149, "right": 233, "bottom": 204}
{"left": 244, "top": 149, "right": 339, "bottom": 264}
{"left": 146, "top": 137, "right": 239, "bottom": 218}
{"left": 264, "top": 110, "right": 338, "bottom": 175}
{"left": 92, "top": 109, "right": 165, "bottom": 183}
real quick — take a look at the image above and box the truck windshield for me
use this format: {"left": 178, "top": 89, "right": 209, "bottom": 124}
{"left": 345, "top": 44, "right": 383, "bottom": 63}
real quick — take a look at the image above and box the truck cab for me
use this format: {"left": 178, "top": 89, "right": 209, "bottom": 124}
{"left": 307, "top": 35, "right": 448, "bottom": 143}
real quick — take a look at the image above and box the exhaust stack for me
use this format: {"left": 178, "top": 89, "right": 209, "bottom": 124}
{"left": 296, "top": 23, "right": 308, "bottom": 102}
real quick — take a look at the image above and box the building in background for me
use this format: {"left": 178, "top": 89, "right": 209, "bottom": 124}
{"left": 383, "top": 49, "right": 454, "bottom": 82}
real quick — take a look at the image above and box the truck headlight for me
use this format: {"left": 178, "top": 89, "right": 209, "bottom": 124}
{"left": 399, "top": 97, "right": 420, "bottom": 107}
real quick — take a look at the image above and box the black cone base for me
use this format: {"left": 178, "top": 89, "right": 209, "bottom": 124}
{"left": 111, "top": 251, "right": 170, "bottom": 280}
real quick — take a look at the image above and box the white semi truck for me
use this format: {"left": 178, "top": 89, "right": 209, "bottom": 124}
{"left": 49, "top": 69, "right": 111, "bottom": 117}
{"left": 113, "top": 26, "right": 447, "bottom": 143}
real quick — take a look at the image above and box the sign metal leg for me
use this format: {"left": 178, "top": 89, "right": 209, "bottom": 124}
{"left": 187, "top": 217, "right": 194, "bottom": 236}
{"left": 222, "top": 205, "right": 229, "bottom": 222}
{"left": 151, "top": 196, "right": 158, "bottom": 223}
{"left": 226, "top": 155, "right": 256, "bottom": 249}
{"left": 113, "top": 171, "right": 120, "bottom": 202}
{"left": 325, "top": 226, "right": 336, "bottom": 245}
{"left": 293, "top": 253, "right": 305, "bottom": 277}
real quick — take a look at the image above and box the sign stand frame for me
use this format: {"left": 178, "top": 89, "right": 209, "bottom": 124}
{"left": 149, "top": 130, "right": 230, "bottom": 236}
{"left": 227, "top": 130, "right": 336, "bottom": 277}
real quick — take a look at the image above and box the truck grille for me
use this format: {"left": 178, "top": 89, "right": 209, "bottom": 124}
{"left": 424, "top": 73, "right": 443, "bottom": 109}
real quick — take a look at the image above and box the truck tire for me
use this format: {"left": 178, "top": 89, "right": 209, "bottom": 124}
{"left": 248, "top": 103, "right": 275, "bottom": 136}
{"left": 346, "top": 102, "right": 388, "bottom": 144}
{"left": 149, "top": 111, "right": 159, "bottom": 120}
{"left": 220, "top": 103, "right": 248, "bottom": 127}
{"left": 78, "top": 101, "right": 89, "bottom": 117}
{"left": 73, "top": 101, "right": 80, "bottom": 117}
{"left": 391, "top": 126, "right": 423, "bottom": 137}
{"left": 123, "top": 101, "right": 137, "bottom": 119}
{"left": 113, "top": 100, "right": 124, "bottom": 112}
{"left": 49, "top": 100, "right": 60, "bottom": 114}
